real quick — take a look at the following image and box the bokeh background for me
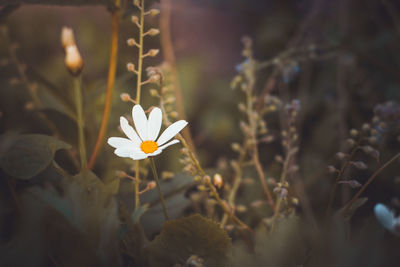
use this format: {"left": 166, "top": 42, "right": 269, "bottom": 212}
{"left": 1, "top": 0, "right": 400, "bottom": 266}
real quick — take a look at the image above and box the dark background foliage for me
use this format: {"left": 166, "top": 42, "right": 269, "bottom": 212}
{"left": 1, "top": 0, "right": 400, "bottom": 266}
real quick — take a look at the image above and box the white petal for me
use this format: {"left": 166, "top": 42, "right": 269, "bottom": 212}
{"left": 130, "top": 150, "right": 148, "bottom": 160}
{"left": 146, "top": 148, "right": 163, "bottom": 157}
{"left": 114, "top": 147, "right": 134, "bottom": 158}
{"left": 120, "top": 117, "right": 141, "bottom": 145}
{"left": 107, "top": 137, "right": 136, "bottom": 149}
{"left": 374, "top": 203, "right": 395, "bottom": 231}
{"left": 147, "top": 107, "right": 162, "bottom": 141}
{"left": 159, "top": 139, "right": 180, "bottom": 150}
{"left": 132, "top": 105, "right": 148, "bottom": 141}
{"left": 157, "top": 120, "right": 188, "bottom": 146}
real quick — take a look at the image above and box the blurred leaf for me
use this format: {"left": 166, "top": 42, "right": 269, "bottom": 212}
{"left": 139, "top": 172, "right": 195, "bottom": 235}
{"left": 0, "top": 134, "right": 71, "bottom": 180}
{"left": 147, "top": 214, "right": 232, "bottom": 267}
{"left": 104, "top": 178, "right": 120, "bottom": 195}
{"left": 141, "top": 193, "right": 191, "bottom": 237}
{"left": 132, "top": 203, "right": 149, "bottom": 224}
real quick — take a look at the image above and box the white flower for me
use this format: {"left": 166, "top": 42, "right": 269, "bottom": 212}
{"left": 374, "top": 203, "right": 400, "bottom": 235}
{"left": 107, "top": 104, "right": 187, "bottom": 160}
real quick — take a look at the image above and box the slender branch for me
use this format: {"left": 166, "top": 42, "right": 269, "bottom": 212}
{"left": 343, "top": 152, "right": 400, "bottom": 215}
{"left": 150, "top": 158, "right": 169, "bottom": 221}
{"left": 88, "top": 8, "right": 120, "bottom": 169}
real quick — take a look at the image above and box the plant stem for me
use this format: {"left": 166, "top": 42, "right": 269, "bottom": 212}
{"left": 135, "top": 160, "right": 140, "bottom": 210}
{"left": 73, "top": 75, "right": 88, "bottom": 181}
{"left": 88, "top": 8, "right": 120, "bottom": 169}
{"left": 136, "top": 0, "right": 145, "bottom": 104}
{"left": 150, "top": 158, "right": 169, "bottom": 221}
{"left": 133, "top": 0, "right": 146, "bottom": 212}
{"left": 342, "top": 152, "right": 400, "bottom": 215}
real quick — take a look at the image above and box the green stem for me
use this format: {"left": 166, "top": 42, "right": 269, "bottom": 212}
{"left": 134, "top": 0, "right": 145, "bottom": 212}
{"left": 73, "top": 75, "right": 88, "bottom": 181}
{"left": 135, "top": 160, "right": 140, "bottom": 210}
{"left": 150, "top": 158, "right": 169, "bottom": 221}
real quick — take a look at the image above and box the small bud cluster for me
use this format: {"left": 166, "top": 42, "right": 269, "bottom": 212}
{"left": 127, "top": 0, "right": 160, "bottom": 85}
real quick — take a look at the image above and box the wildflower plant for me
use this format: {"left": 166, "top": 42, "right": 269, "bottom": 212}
{"left": 1, "top": 1, "right": 400, "bottom": 267}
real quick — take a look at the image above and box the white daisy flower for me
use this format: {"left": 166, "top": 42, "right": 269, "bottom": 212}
{"left": 107, "top": 104, "right": 188, "bottom": 160}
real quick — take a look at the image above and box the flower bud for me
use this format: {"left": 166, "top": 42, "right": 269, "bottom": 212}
{"left": 146, "top": 28, "right": 160, "bottom": 36}
{"left": 336, "top": 152, "right": 347, "bottom": 160}
{"left": 203, "top": 175, "right": 211, "bottom": 184}
{"left": 65, "top": 45, "right": 83, "bottom": 75}
{"left": 127, "top": 63, "right": 135, "bottom": 72}
{"left": 131, "top": 15, "right": 139, "bottom": 24}
{"left": 327, "top": 165, "right": 337, "bottom": 173}
{"left": 120, "top": 93, "right": 131, "bottom": 102}
{"left": 231, "top": 143, "right": 241, "bottom": 152}
{"left": 147, "top": 9, "right": 160, "bottom": 16}
{"left": 351, "top": 161, "right": 367, "bottom": 170}
{"left": 169, "top": 111, "right": 178, "bottom": 118}
{"left": 147, "top": 49, "right": 159, "bottom": 57}
{"left": 147, "top": 181, "right": 156, "bottom": 189}
{"left": 350, "top": 129, "right": 358, "bottom": 137}
{"left": 127, "top": 38, "right": 137, "bottom": 47}
{"left": 149, "top": 89, "right": 159, "bottom": 97}
{"left": 213, "top": 173, "right": 223, "bottom": 189}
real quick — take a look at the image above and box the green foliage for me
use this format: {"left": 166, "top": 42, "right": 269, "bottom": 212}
{"left": 0, "top": 133, "right": 70, "bottom": 180}
{"left": 146, "top": 214, "right": 232, "bottom": 267}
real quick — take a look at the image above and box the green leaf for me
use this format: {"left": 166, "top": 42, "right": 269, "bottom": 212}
{"left": 147, "top": 214, "right": 232, "bottom": 267}
{"left": 0, "top": 134, "right": 71, "bottom": 180}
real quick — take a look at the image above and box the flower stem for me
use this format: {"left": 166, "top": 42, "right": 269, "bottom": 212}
{"left": 73, "top": 74, "right": 88, "bottom": 181}
{"left": 135, "top": 160, "right": 140, "bottom": 210}
{"left": 150, "top": 158, "right": 169, "bottom": 221}
{"left": 88, "top": 8, "right": 120, "bottom": 169}
{"left": 133, "top": 0, "right": 146, "bottom": 213}
{"left": 136, "top": 0, "right": 145, "bottom": 104}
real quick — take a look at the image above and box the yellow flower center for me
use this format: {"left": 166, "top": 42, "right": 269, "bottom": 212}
{"left": 140, "top": 140, "right": 158, "bottom": 154}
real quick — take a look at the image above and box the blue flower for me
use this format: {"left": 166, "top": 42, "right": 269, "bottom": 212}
{"left": 374, "top": 203, "right": 400, "bottom": 235}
